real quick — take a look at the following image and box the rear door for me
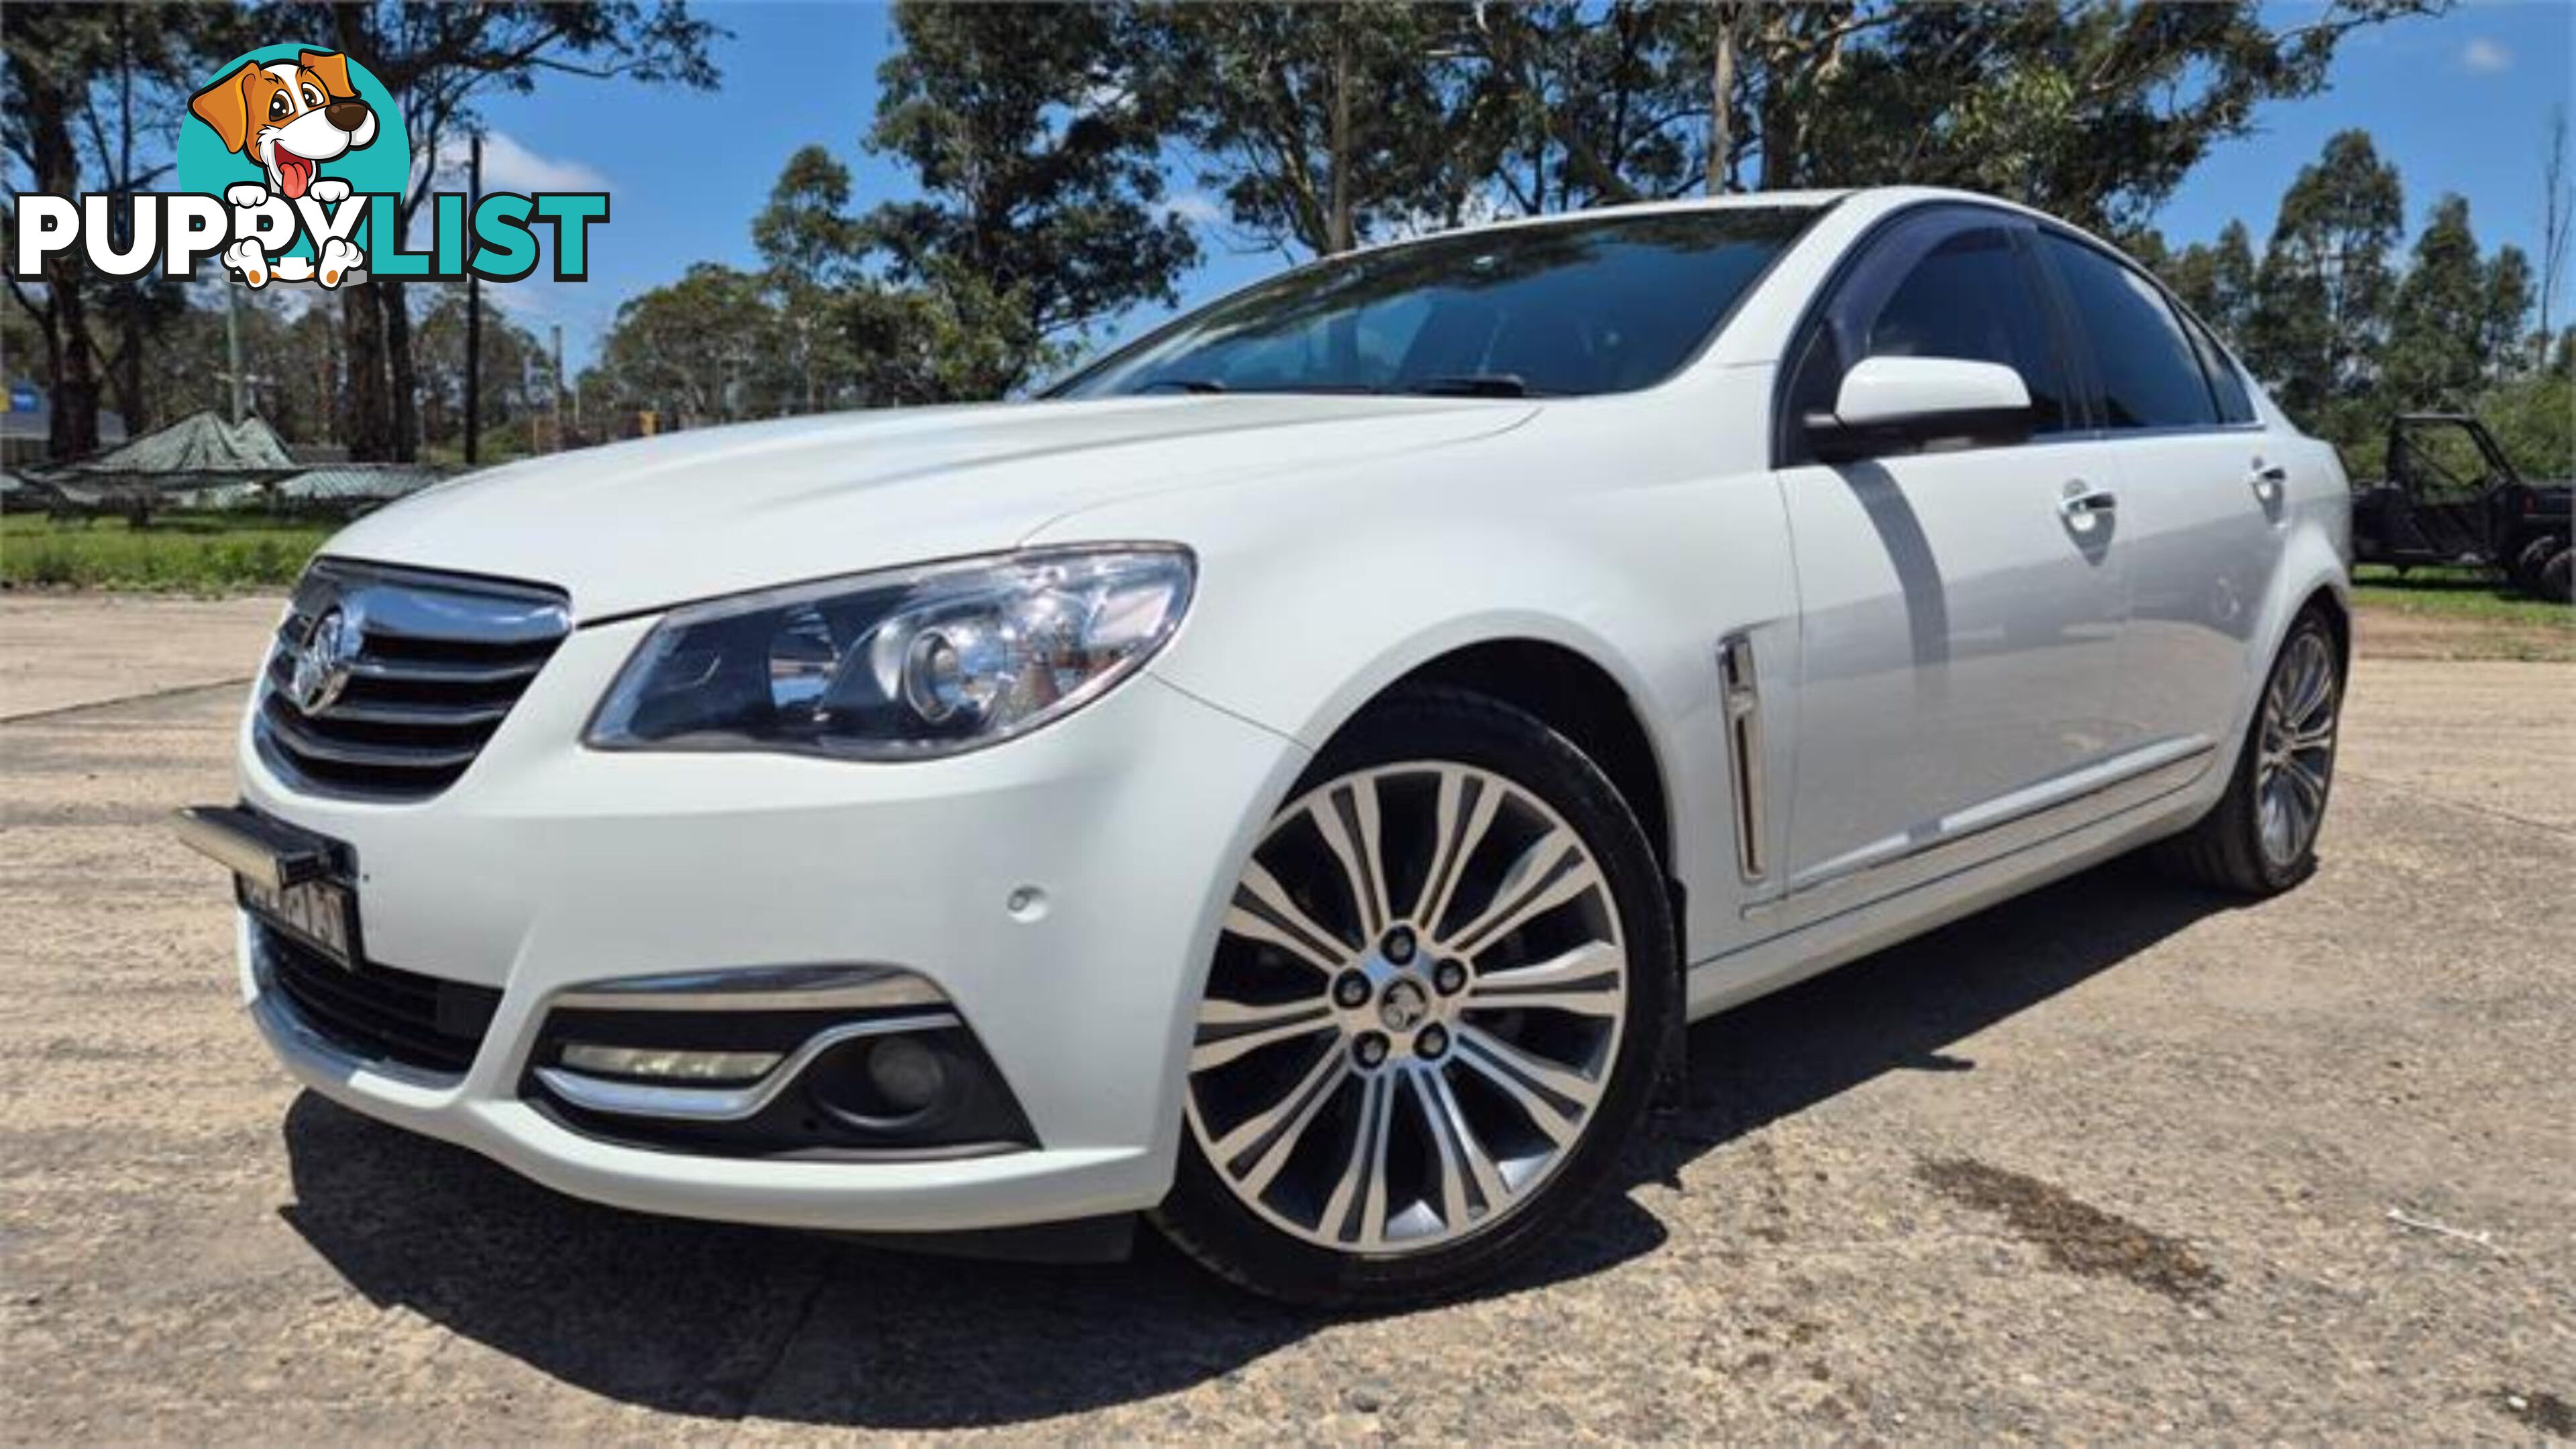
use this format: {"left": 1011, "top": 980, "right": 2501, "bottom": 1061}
{"left": 1768, "top": 207, "right": 2131, "bottom": 915}
{"left": 2033, "top": 231, "right": 2289, "bottom": 760}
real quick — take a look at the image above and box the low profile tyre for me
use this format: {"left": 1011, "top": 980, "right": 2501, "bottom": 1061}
{"left": 2152, "top": 607, "right": 2343, "bottom": 895}
{"left": 1153, "top": 687, "right": 1676, "bottom": 1306}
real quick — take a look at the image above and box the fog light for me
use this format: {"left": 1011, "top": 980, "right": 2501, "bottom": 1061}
{"left": 865, "top": 1035, "right": 947, "bottom": 1114}
{"left": 559, "top": 1042, "right": 782, "bottom": 1082}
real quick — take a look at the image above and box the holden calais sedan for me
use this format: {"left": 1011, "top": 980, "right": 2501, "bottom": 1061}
{"left": 178, "top": 187, "right": 2349, "bottom": 1305}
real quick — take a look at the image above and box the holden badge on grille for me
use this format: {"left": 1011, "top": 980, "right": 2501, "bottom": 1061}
{"left": 287, "top": 605, "right": 362, "bottom": 716}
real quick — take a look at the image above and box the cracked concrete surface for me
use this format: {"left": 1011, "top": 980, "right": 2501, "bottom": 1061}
{"left": 1, "top": 597, "right": 2569, "bottom": 1441}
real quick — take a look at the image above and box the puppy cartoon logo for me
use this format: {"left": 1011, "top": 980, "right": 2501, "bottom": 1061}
{"left": 184, "top": 47, "right": 390, "bottom": 288}
{"left": 9, "top": 42, "right": 608, "bottom": 293}
{"left": 191, "top": 52, "right": 380, "bottom": 203}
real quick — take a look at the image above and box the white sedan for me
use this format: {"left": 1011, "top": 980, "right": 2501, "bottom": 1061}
{"left": 179, "top": 186, "right": 2350, "bottom": 1305}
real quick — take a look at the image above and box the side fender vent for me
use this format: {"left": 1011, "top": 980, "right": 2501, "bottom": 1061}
{"left": 1718, "top": 633, "right": 1767, "bottom": 883}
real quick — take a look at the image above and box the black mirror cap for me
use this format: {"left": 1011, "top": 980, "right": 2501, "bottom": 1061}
{"left": 1801, "top": 404, "right": 2037, "bottom": 465}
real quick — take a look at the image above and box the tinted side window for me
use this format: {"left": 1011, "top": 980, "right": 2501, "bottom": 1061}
{"left": 2041, "top": 234, "right": 2218, "bottom": 429}
{"left": 1783, "top": 221, "right": 2070, "bottom": 448}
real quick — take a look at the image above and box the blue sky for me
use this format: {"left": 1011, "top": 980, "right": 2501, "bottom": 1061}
{"left": 459, "top": 0, "right": 2576, "bottom": 371}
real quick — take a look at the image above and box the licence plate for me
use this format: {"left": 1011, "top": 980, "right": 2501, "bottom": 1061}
{"left": 238, "top": 873, "right": 358, "bottom": 969}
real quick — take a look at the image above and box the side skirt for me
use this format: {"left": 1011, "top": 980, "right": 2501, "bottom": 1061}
{"left": 1684, "top": 749, "right": 2214, "bottom": 1023}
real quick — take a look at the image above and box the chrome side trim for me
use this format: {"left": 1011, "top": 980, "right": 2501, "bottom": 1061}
{"left": 533, "top": 1010, "right": 963, "bottom": 1122}
{"left": 549, "top": 963, "right": 951, "bottom": 1014}
{"left": 1748, "top": 735, "right": 2214, "bottom": 921}
{"left": 1718, "top": 633, "right": 1768, "bottom": 882}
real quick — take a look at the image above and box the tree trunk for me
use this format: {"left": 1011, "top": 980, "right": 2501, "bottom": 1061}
{"left": 39, "top": 260, "right": 100, "bottom": 460}
{"left": 341, "top": 287, "right": 392, "bottom": 460}
{"left": 22, "top": 53, "right": 100, "bottom": 459}
{"left": 380, "top": 281, "right": 420, "bottom": 461}
{"left": 1752, "top": 11, "right": 1805, "bottom": 192}
{"left": 1757, "top": 84, "right": 1801, "bottom": 191}
{"left": 108, "top": 334, "right": 149, "bottom": 435}
{"left": 1709, "top": 7, "right": 1735, "bottom": 197}
{"left": 1327, "top": 22, "right": 1354, "bottom": 255}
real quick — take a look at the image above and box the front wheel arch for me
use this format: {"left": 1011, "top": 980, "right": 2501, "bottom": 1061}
{"left": 1377, "top": 638, "right": 1674, "bottom": 884}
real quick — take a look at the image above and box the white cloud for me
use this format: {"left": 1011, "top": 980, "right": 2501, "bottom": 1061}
{"left": 2462, "top": 37, "right": 2511, "bottom": 73}
{"left": 1167, "top": 191, "right": 1224, "bottom": 225}
{"left": 419, "top": 130, "right": 610, "bottom": 195}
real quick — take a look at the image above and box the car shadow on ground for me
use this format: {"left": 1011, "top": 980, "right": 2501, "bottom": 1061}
{"left": 278, "top": 856, "right": 2239, "bottom": 1429}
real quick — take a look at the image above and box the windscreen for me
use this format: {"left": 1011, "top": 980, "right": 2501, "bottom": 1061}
{"left": 1055, "top": 207, "right": 1817, "bottom": 400}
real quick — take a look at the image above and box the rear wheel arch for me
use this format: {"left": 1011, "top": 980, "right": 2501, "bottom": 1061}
{"left": 2302, "top": 584, "right": 2351, "bottom": 674}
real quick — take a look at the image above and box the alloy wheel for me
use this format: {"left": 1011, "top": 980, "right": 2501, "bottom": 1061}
{"left": 2253, "top": 627, "right": 2339, "bottom": 867}
{"left": 1185, "top": 761, "right": 1629, "bottom": 1256}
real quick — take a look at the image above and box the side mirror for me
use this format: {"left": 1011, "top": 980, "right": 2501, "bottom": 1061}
{"left": 1803, "top": 356, "right": 2035, "bottom": 464}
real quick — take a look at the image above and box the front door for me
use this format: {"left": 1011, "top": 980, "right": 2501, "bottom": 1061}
{"left": 1769, "top": 209, "right": 2131, "bottom": 915}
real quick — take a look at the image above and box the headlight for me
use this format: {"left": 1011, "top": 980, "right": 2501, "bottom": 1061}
{"left": 586, "top": 546, "right": 1193, "bottom": 760}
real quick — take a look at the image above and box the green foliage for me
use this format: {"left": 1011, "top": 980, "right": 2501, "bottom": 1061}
{"left": 1454, "top": 1, "right": 1723, "bottom": 212}
{"left": 2383, "top": 195, "right": 2491, "bottom": 407}
{"left": 3, "top": 3, "right": 257, "bottom": 452}
{"left": 2155, "top": 127, "right": 2568, "bottom": 484}
{"left": 1151, "top": 2, "right": 1507, "bottom": 252}
{"left": 1129, "top": 1, "right": 2427, "bottom": 255}
{"left": 588, "top": 264, "right": 786, "bottom": 429}
{"left": 2481, "top": 246, "right": 2536, "bottom": 379}
{"left": 0, "top": 514, "right": 328, "bottom": 591}
{"left": 2245, "top": 129, "right": 2405, "bottom": 419}
{"left": 863, "top": 1, "right": 1197, "bottom": 390}
{"left": 1741, "top": 2, "right": 2426, "bottom": 231}
{"left": 2479, "top": 368, "right": 2575, "bottom": 482}
{"left": 2165, "top": 220, "right": 2257, "bottom": 335}
{"left": 409, "top": 285, "right": 555, "bottom": 458}
{"left": 28, "top": 2, "right": 2461, "bottom": 436}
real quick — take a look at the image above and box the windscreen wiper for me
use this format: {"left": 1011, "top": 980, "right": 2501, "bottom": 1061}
{"left": 1136, "top": 377, "right": 1230, "bottom": 394}
{"left": 1401, "top": 374, "right": 1544, "bottom": 398}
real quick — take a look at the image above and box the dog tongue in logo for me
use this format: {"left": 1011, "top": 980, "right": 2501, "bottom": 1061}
{"left": 274, "top": 148, "right": 315, "bottom": 199}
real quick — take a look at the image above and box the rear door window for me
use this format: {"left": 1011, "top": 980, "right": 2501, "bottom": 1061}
{"left": 2039, "top": 233, "right": 2220, "bottom": 431}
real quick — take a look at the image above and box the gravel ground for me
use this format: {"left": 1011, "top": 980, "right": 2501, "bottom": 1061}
{"left": 1, "top": 596, "right": 2570, "bottom": 1443}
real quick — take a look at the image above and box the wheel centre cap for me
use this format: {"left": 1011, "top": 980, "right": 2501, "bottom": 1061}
{"left": 1378, "top": 978, "right": 1431, "bottom": 1032}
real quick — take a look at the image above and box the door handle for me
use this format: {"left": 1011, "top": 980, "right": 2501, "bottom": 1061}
{"left": 2059, "top": 482, "right": 2117, "bottom": 530}
{"left": 2249, "top": 461, "right": 2288, "bottom": 506}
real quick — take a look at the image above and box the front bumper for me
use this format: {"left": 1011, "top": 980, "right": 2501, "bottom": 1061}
{"left": 223, "top": 614, "right": 1307, "bottom": 1234}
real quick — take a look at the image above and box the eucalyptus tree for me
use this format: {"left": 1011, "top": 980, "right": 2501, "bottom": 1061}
{"left": 860, "top": 1, "right": 1197, "bottom": 391}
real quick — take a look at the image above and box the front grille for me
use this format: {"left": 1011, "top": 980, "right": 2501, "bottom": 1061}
{"left": 259, "top": 925, "right": 503, "bottom": 1075}
{"left": 256, "top": 559, "right": 569, "bottom": 802}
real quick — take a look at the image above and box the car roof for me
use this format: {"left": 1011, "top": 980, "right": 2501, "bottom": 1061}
{"left": 1338, "top": 185, "right": 2108, "bottom": 258}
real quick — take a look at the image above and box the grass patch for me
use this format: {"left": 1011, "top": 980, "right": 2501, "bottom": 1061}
{"left": 2350, "top": 564, "right": 2571, "bottom": 626}
{"left": 2351, "top": 564, "right": 2575, "bottom": 661}
{"left": 1, "top": 512, "right": 329, "bottom": 592}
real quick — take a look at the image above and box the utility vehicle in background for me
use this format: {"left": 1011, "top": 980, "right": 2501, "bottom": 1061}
{"left": 2351, "top": 412, "right": 2572, "bottom": 601}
